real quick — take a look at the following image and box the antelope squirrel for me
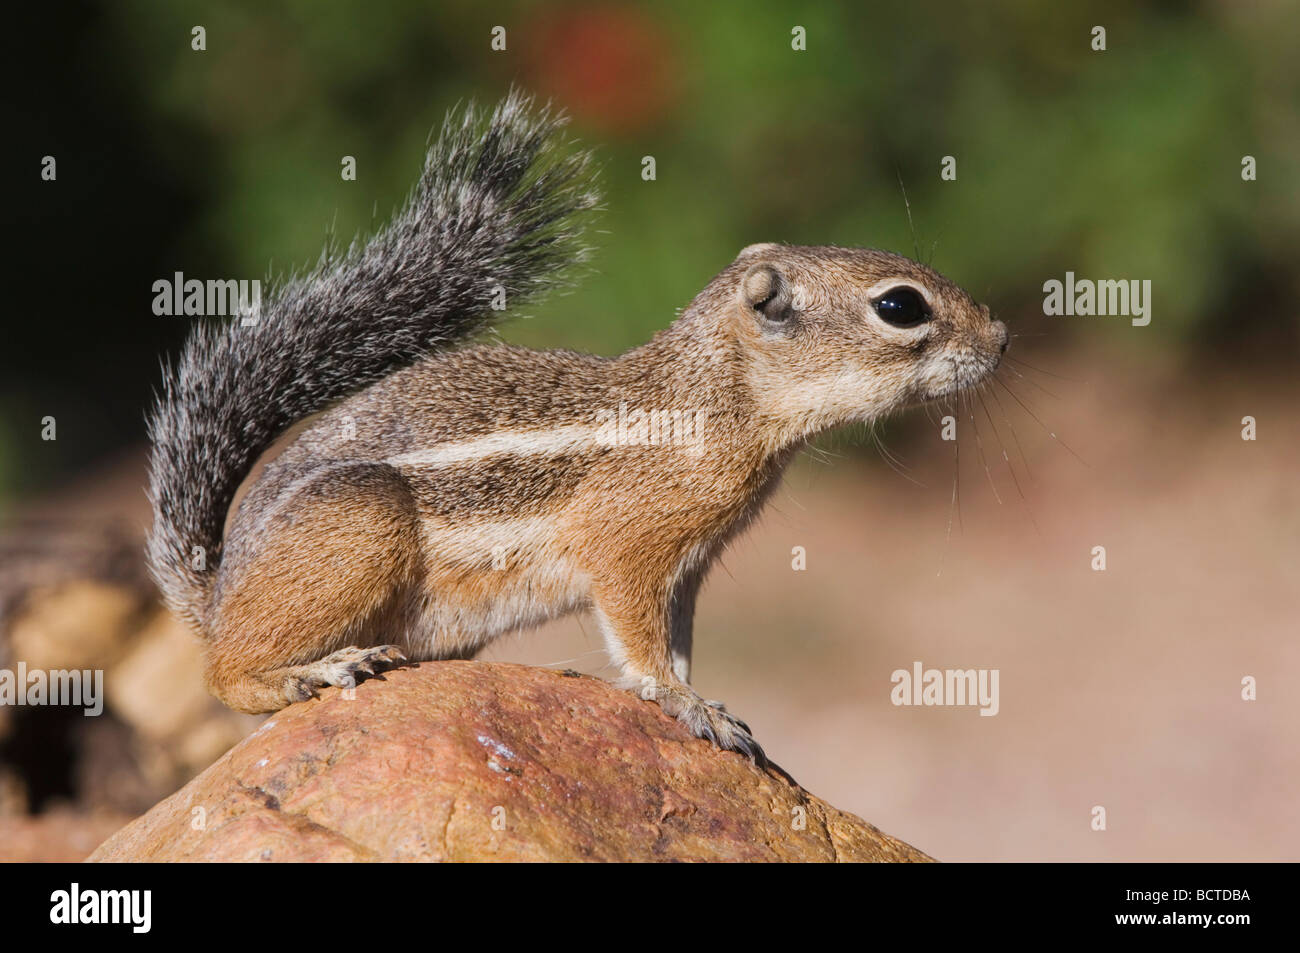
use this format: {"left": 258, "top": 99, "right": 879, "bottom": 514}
{"left": 147, "top": 91, "right": 1007, "bottom": 763}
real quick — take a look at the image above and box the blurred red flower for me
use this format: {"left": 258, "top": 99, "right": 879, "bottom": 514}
{"left": 522, "top": 4, "right": 677, "bottom": 136}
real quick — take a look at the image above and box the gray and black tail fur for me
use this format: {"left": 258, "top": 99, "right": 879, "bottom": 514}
{"left": 146, "top": 90, "right": 600, "bottom": 632}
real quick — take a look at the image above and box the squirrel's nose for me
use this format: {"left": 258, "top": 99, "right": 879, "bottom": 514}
{"left": 991, "top": 319, "right": 1009, "bottom": 355}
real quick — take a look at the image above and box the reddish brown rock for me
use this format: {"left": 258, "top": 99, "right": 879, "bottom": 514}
{"left": 88, "top": 662, "right": 930, "bottom": 862}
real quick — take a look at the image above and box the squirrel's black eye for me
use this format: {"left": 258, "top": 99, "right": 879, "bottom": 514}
{"left": 873, "top": 287, "right": 930, "bottom": 328}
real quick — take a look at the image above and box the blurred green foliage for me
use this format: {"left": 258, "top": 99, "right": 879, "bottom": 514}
{"left": 4, "top": 0, "right": 1298, "bottom": 496}
{"left": 118, "top": 0, "right": 1300, "bottom": 352}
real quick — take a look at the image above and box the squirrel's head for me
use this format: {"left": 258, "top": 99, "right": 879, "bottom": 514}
{"left": 722, "top": 243, "right": 1007, "bottom": 444}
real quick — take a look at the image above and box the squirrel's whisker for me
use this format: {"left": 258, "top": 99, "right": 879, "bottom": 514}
{"left": 994, "top": 375, "right": 1090, "bottom": 467}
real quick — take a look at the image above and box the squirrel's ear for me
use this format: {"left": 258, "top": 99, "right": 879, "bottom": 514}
{"left": 742, "top": 264, "right": 794, "bottom": 324}
{"left": 738, "top": 242, "right": 780, "bottom": 259}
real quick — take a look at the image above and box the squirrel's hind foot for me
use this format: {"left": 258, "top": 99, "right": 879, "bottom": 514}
{"left": 283, "top": 644, "right": 409, "bottom": 703}
{"left": 207, "top": 644, "right": 409, "bottom": 713}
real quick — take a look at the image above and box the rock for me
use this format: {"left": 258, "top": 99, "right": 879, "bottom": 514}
{"left": 8, "top": 581, "right": 146, "bottom": 673}
{"left": 1, "top": 585, "right": 261, "bottom": 817}
{"left": 89, "top": 662, "right": 930, "bottom": 862}
{"left": 106, "top": 611, "right": 213, "bottom": 738}
{"left": 104, "top": 609, "right": 261, "bottom": 778}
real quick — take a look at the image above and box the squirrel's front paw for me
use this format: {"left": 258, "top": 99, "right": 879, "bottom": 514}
{"left": 629, "top": 679, "right": 765, "bottom": 765}
{"left": 680, "top": 697, "right": 765, "bottom": 765}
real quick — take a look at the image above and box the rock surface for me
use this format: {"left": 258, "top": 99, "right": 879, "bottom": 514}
{"left": 89, "top": 661, "right": 931, "bottom": 862}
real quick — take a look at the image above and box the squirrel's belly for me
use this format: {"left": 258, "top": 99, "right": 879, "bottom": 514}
{"left": 394, "top": 512, "right": 590, "bottom": 659}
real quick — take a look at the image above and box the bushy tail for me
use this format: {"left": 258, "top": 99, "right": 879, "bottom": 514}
{"left": 146, "top": 90, "right": 600, "bottom": 631}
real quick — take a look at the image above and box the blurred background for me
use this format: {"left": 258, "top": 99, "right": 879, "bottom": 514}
{"left": 1, "top": 0, "right": 1296, "bottom": 861}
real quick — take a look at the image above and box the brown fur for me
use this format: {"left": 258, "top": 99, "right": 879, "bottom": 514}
{"left": 204, "top": 244, "right": 1007, "bottom": 761}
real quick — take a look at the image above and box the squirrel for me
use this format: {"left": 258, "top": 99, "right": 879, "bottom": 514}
{"left": 146, "top": 91, "right": 1007, "bottom": 764}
